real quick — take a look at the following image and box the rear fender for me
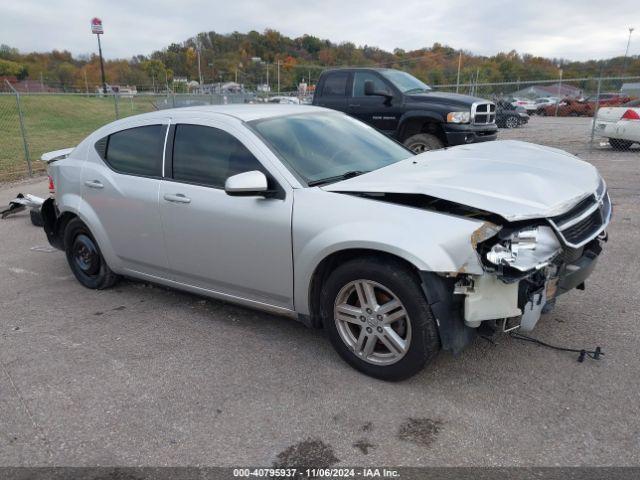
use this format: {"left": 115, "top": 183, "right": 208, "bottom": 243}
{"left": 41, "top": 197, "right": 122, "bottom": 273}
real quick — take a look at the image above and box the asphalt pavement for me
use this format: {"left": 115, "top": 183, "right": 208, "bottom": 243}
{"left": 1, "top": 117, "right": 639, "bottom": 467}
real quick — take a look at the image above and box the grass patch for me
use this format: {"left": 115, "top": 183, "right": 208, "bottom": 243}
{"left": 0, "top": 94, "right": 161, "bottom": 180}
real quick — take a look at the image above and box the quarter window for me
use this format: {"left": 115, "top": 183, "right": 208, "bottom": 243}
{"left": 172, "top": 124, "right": 264, "bottom": 188}
{"left": 321, "top": 72, "right": 349, "bottom": 97}
{"left": 104, "top": 125, "right": 165, "bottom": 177}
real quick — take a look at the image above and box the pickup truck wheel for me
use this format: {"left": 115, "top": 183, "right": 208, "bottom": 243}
{"left": 320, "top": 257, "right": 440, "bottom": 381}
{"left": 64, "top": 218, "right": 119, "bottom": 289}
{"left": 609, "top": 138, "right": 633, "bottom": 150}
{"left": 505, "top": 116, "right": 519, "bottom": 129}
{"left": 404, "top": 133, "right": 444, "bottom": 153}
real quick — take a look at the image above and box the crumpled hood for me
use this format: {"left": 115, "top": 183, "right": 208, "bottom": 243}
{"left": 323, "top": 140, "right": 600, "bottom": 222}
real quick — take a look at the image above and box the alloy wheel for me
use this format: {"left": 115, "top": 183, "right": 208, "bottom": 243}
{"left": 334, "top": 279, "right": 411, "bottom": 365}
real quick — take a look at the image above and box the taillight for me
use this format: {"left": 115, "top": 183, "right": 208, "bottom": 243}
{"left": 48, "top": 175, "right": 55, "bottom": 195}
{"left": 621, "top": 109, "right": 640, "bottom": 121}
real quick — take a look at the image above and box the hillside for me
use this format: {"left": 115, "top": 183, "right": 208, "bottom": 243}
{"left": 1, "top": 29, "right": 639, "bottom": 92}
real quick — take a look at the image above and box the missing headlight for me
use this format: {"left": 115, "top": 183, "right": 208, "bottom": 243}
{"left": 485, "top": 226, "right": 562, "bottom": 272}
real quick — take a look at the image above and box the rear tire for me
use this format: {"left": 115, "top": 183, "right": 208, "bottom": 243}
{"left": 403, "top": 133, "right": 444, "bottom": 153}
{"left": 320, "top": 257, "right": 440, "bottom": 381}
{"left": 609, "top": 138, "right": 633, "bottom": 150}
{"left": 64, "top": 218, "right": 119, "bottom": 289}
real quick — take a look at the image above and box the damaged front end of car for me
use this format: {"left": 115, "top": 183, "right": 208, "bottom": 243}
{"left": 454, "top": 180, "right": 611, "bottom": 339}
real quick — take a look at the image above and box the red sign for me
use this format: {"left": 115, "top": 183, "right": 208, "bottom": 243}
{"left": 91, "top": 17, "right": 103, "bottom": 34}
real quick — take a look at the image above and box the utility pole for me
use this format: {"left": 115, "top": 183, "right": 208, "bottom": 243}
{"left": 623, "top": 27, "right": 635, "bottom": 75}
{"left": 266, "top": 62, "right": 269, "bottom": 92}
{"left": 455, "top": 51, "right": 462, "bottom": 93}
{"left": 277, "top": 60, "right": 281, "bottom": 94}
{"left": 84, "top": 69, "right": 89, "bottom": 95}
{"left": 40, "top": 72, "right": 44, "bottom": 92}
{"left": 91, "top": 18, "right": 107, "bottom": 94}
{"left": 554, "top": 65, "right": 563, "bottom": 117}
{"left": 196, "top": 44, "right": 203, "bottom": 88}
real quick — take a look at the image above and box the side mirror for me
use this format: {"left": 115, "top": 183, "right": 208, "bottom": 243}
{"left": 364, "top": 80, "right": 393, "bottom": 102}
{"left": 225, "top": 170, "right": 269, "bottom": 197}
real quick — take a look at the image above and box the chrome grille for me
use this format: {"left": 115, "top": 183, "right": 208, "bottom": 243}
{"left": 472, "top": 102, "right": 496, "bottom": 125}
{"left": 548, "top": 188, "right": 611, "bottom": 248}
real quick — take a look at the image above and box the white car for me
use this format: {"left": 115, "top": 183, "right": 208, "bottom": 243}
{"left": 40, "top": 105, "right": 610, "bottom": 380}
{"left": 593, "top": 100, "right": 640, "bottom": 149}
{"left": 534, "top": 97, "right": 559, "bottom": 109}
{"left": 510, "top": 98, "right": 537, "bottom": 112}
{"left": 267, "top": 96, "right": 301, "bottom": 104}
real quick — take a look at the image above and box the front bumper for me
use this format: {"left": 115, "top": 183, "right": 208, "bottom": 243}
{"left": 462, "top": 238, "right": 604, "bottom": 332}
{"left": 444, "top": 123, "right": 498, "bottom": 146}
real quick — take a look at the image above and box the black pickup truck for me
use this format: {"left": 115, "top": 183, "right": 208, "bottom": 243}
{"left": 312, "top": 68, "right": 498, "bottom": 152}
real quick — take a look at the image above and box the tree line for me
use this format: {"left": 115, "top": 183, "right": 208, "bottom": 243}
{"left": 1, "top": 29, "right": 639, "bottom": 92}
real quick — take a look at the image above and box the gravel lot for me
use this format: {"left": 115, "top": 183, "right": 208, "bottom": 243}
{"left": 1, "top": 116, "right": 639, "bottom": 467}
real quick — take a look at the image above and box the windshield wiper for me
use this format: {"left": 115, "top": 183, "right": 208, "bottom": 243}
{"left": 307, "top": 170, "right": 369, "bottom": 187}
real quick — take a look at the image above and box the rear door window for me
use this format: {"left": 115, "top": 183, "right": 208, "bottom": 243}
{"left": 104, "top": 125, "right": 165, "bottom": 177}
{"left": 321, "top": 72, "right": 349, "bottom": 97}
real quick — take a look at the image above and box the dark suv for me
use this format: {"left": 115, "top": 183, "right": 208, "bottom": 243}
{"left": 312, "top": 68, "right": 498, "bottom": 152}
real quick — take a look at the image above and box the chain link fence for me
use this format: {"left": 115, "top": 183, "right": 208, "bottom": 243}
{"left": 1, "top": 76, "right": 638, "bottom": 182}
{"left": 432, "top": 76, "right": 640, "bottom": 155}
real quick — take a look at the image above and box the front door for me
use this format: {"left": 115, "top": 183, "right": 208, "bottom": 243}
{"left": 158, "top": 121, "right": 294, "bottom": 309}
{"left": 348, "top": 71, "right": 401, "bottom": 135}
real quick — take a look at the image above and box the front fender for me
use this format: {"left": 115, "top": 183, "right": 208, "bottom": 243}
{"left": 397, "top": 110, "right": 446, "bottom": 135}
{"left": 292, "top": 189, "right": 485, "bottom": 315}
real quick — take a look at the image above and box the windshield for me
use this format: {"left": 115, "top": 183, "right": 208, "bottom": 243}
{"left": 379, "top": 70, "right": 432, "bottom": 94}
{"left": 250, "top": 112, "right": 411, "bottom": 185}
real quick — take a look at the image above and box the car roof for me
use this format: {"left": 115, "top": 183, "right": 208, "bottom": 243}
{"left": 119, "top": 104, "right": 329, "bottom": 124}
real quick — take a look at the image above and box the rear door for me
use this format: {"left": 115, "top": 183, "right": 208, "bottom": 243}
{"left": 313, "top": 71, "right": 350, "bottom": 113}
{"left": 349, "top": 71, "right": 401, "bottom": 134}
{"left": 158, "top": 119, "right": 294, "bottom": 309}
{"left": 81, "top": 119, "right": 170, "bottom": 276}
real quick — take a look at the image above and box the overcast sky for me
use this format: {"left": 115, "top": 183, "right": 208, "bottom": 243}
{"left": 2, "top": 0, "right": 638, "bottom": 61}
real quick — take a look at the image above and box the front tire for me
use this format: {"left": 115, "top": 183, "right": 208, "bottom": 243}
{"left": 320, "top": 257, "right": 440, "bottom": 381}
{"left": 505, "top": 116, "right": 519, "bottom": 129}
{"left": 64, "top": 218, "right": 119, "bottom": 289}
{"left": 403, "top": 133, "right": 444, "bottom": 153}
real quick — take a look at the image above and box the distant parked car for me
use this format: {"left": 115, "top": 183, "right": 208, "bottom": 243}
{"left": 584, "top": 93, "right": 635, "bottom": 107}
{"left": 267, "top": 96, "right": 301, "bottom": 104}
{"left": 534, "top": 97, "right": 559, "bottom": 111}
{"left": 496, "top": 101, "right": 529, "bottom": 128}
{"left": 593, "top": 99, "right": 640, "bottom": 149}
{"left": 539, "top": 99, "right": 594, "bottom": 117}
{"left": 509, "top": 97, "right": 537, "bottom": 113}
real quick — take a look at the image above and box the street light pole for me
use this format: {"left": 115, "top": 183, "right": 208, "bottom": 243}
{"left": 91, "top": 18, "right": 107, "bottom": 94}
{"left": 623, "top": 27, "right": 635, "bottom": 75}
{"left": 96, "top": 34, "right": 107, "bottom": 94}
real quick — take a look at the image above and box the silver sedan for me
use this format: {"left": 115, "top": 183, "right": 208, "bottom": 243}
{"left": 40, "top": 105, "right": 610, "bottom": 380}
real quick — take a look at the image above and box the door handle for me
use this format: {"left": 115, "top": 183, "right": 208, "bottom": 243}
{"left": 163, "top": 193, "right": 191, "bottom": 204}
{"left": 84, "top": 180, "right": 104, "bottom": 189}
{"left": 349, "top": 104, "right": 361, "bottom": 107}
